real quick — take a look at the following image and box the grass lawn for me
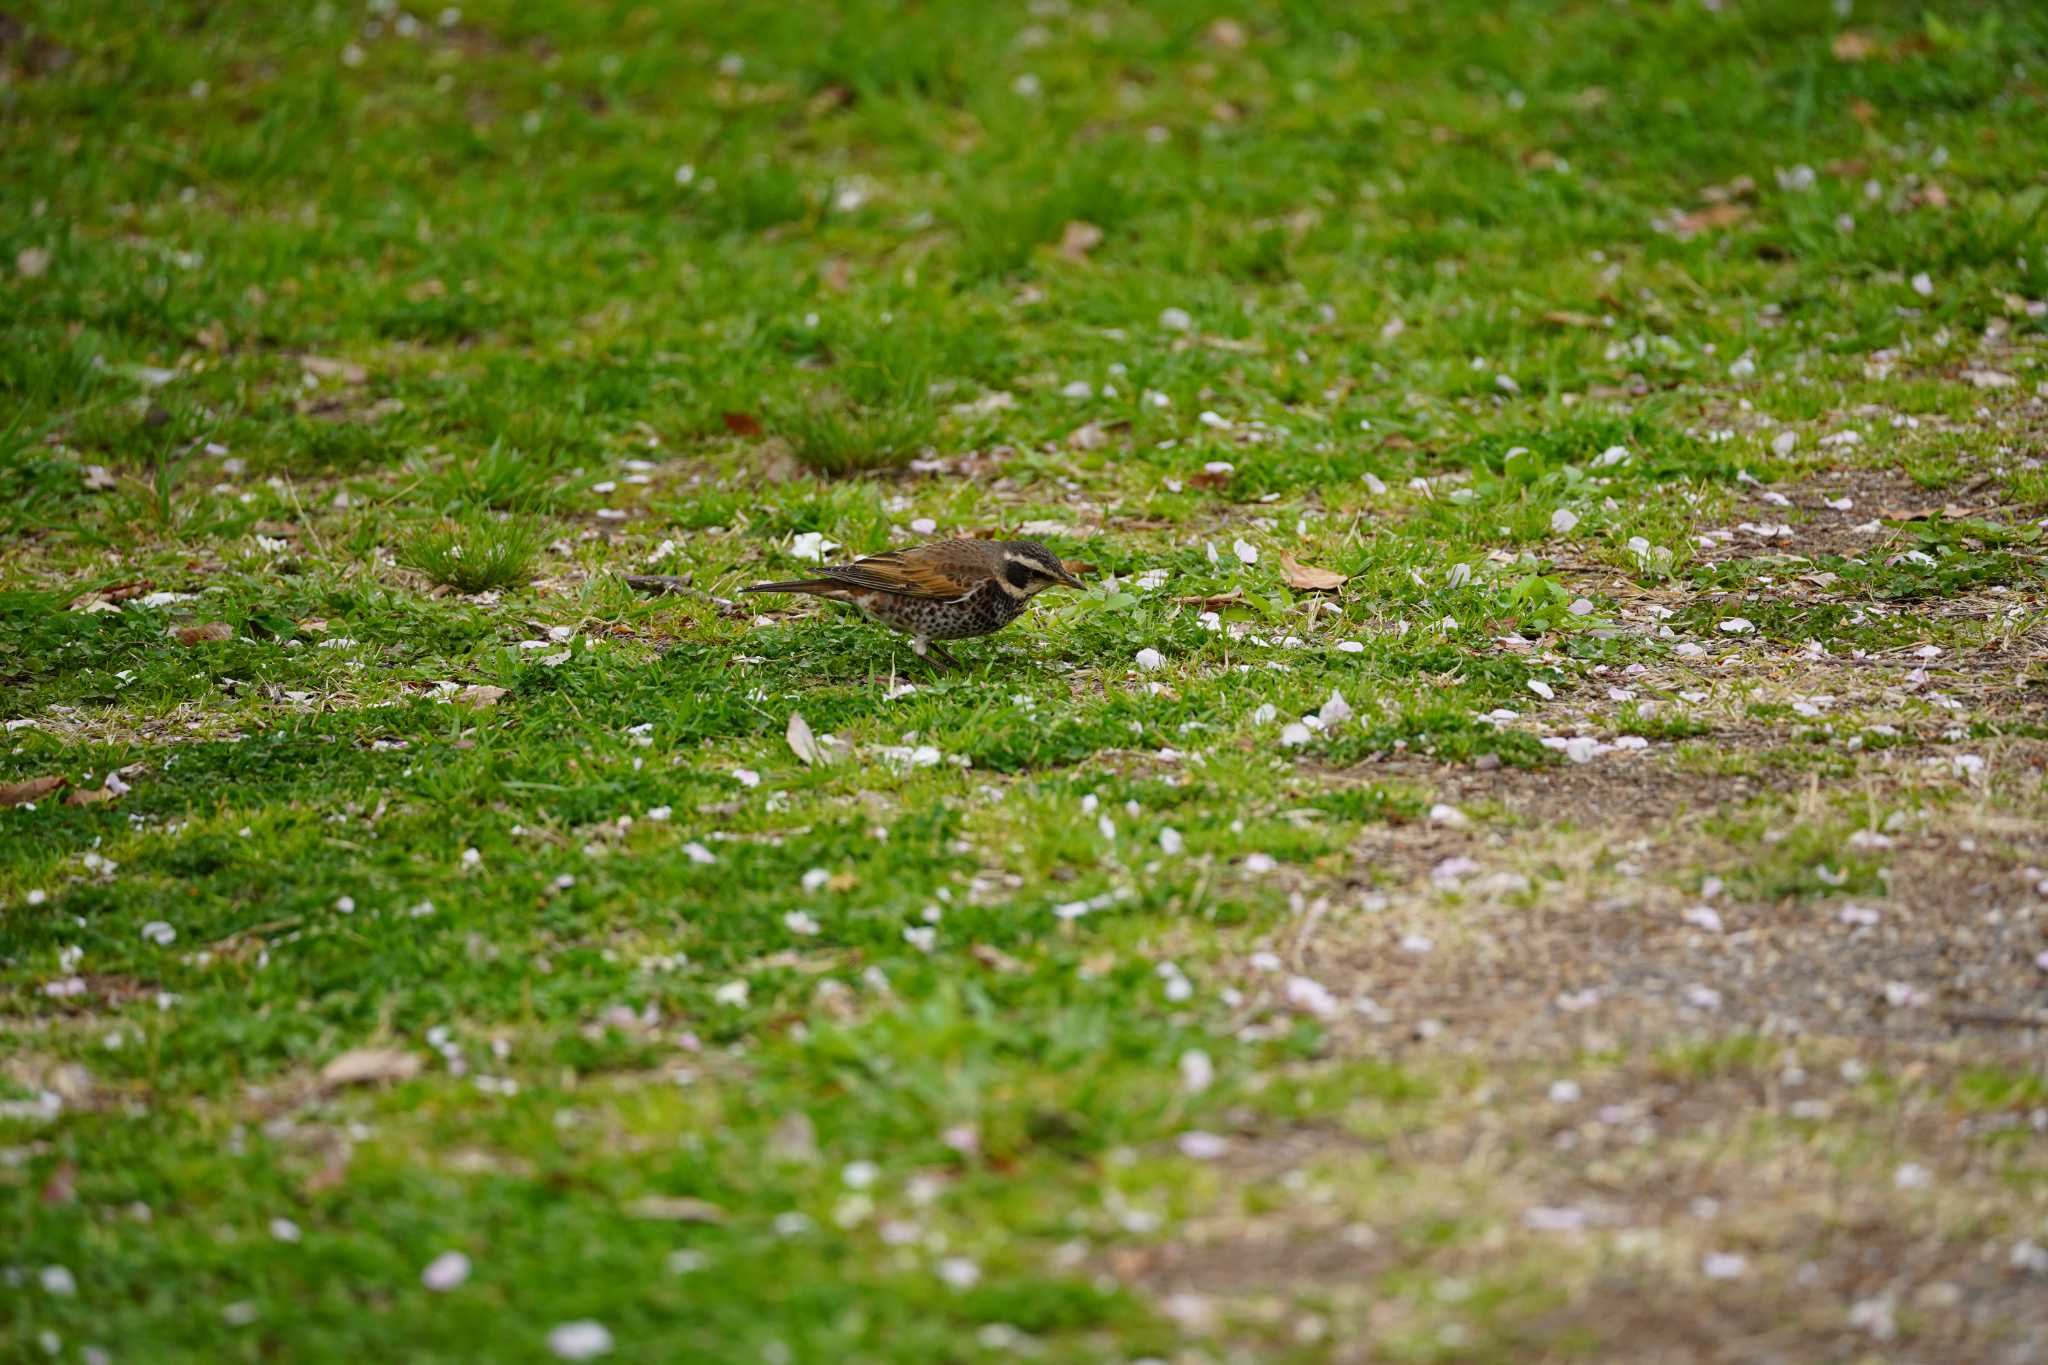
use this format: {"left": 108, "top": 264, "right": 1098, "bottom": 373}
{"left": 7, "top": 0, "right": 2048, "bottom": 1359}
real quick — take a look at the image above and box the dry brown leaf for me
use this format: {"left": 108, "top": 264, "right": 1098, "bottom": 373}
{"left": 299, "top": 355, "right": 367, "bottom": 385}
{"left": 971, "top": 944, "right": 1026, "bottom": 974}
{"left": 1175, "top": 589, "right": 1243, "bottom": 608}
{"left": 1699, "top": 176, "right": 1757, "bottom": 204}
{"left": 1060, "top": 559, "right": 1095, "bottom": 580}
{"left": 1188, "top": 467, "right": 1233, "bottom": 490}
{"left": 1832, "top": 31, "right": 1877, "bottom": 62}
{"left": 721, "top": 411, "right": 764, "bottom": 437}
{"left": 1913, "top": 181, "right": 1949, "bottom": 210}
{"left": 1278, "top": 553, "right": 1347, "bottom": 592}
{"left": 303, "top": 1159, "right": 351, "bottom": 1196}
{"left": 456, "top": 684, "right": 509, "bottom": 707}
{"left": 1206, "top": 17, "right": 1246, "bottom": 49}
{"left": 770, "top": 1110, "right": 819, "bottom": 1164}
{"left": 1540, "top": 310, "right": 1603, "bottom": 329}
{"left": 63, "top": 785, "right": 114, "bottom": 808}
{"left": 787, "top": 711, "right": 828, "bottom": 766}
{"left": 176, "top": 621, "right": 234, "bottom": 645}
{"left": 0, "top": 775, "right": 67, "bottom": 807}
{"left": 40, "top": 1160, "right": 76, "bottom": 1206}
{"left": 1056, "top": 220, "right": 1104, "bottom": 262}
{"left": 625, "top": 1196, "right": 728, "bottom": 1223}
{"left": 319, "top": 1048, "right": 421, "bottom": 1087}
{"left": 1067, "top": 421, "right": 1109, "bottom": 451}
{"left": 1674, "top": 203, "right": 1749, "bottom": 235}
{"left": 805, "top": 83, "right": 852, "bottom": 119}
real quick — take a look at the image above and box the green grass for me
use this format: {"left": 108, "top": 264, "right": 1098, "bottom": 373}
{"left": 5, "top": 0, "right": 2048, "bottom": 1360}
{"left": 399, "top": 515, "right": 547, "bottom": 593}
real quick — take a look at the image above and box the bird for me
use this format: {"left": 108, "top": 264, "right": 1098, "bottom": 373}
{"left": 739, "top": 538, "right": 1084, "bottom": 669}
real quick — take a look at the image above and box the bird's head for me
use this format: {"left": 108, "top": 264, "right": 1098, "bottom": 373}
{"left": 998, "top": 540, "right": 1085, "bottom": 596}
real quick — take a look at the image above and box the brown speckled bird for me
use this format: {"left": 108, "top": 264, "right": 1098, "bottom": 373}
{"left": 740, "top": 538, "right": 1083, "bottom": 668}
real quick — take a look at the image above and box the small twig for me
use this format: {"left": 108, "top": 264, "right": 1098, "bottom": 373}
{"left": 1940, "top": 1007, "right": 2048, "bottom": 1031}
{"left": 1289, "top": 897, "right": 1331, "bottom": 969}
{"left": 623, "top": 573, "right": 694, "bottom": 597}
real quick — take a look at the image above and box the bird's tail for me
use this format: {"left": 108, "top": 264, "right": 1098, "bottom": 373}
{"left": 739, "top": 579, "right": 834, "bottom": 595}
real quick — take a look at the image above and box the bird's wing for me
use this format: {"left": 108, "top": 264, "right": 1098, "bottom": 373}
{"left": 816, "top": 546, "right": 980, "bottom": 600}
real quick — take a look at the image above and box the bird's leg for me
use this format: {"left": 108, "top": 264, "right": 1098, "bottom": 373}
{"left": 909, "top": 636, "right": 956, "bottom": 673}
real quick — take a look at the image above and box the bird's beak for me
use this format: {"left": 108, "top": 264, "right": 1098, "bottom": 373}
{"left": 1054, "top": 561, "right": 1087, "bottom": 589}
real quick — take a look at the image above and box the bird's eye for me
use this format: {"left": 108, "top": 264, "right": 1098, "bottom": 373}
{"left": 1005, "top": 562, "right": 1034, "bottom": 589}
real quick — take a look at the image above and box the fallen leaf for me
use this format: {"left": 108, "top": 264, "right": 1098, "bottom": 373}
{"left": 40, "top": 1160, "right": 76, "bottom": 1206}
{"left": 63, "top": 786, "right": 114, "bottom": 807}
{"left": 769, "top": 1110, "right": 819, "bottom": 1164}
{"left": 1961, "top": 368, "right": 2015, "bottom": 389}
{"left": 1832, "top": 31, "right": 1877, "bottom": 62}
{"left": 175, "top": 621, "right": 234, "bottom": 645}
{"left": 299, "top": 355, "right": 368, "bottom": 385}
{"left": 1674, "top": 203, "right": 1748, "bottom": 235}
{"left": 1067, "top": 421, "right": 1109, "bottom": 451}
{"left": 1278, "top": 553, "right": 1347, "bottom": 591}
{"left": 971, "top": 943, "right": 1025, "bottom": 973}
{"left": 625, "top": 1196, "right": 728, "bottom": 1224}
{"left": 950, "top": 391, "right": 1016, "bottom": 418}
{"left": 456, "top": 684, "right": 508, "bottom": 707}
{"left": 303, "top": 1158, "right": 350, "bottom": 1195}
{"left": 805, "top": 83, "right": 853, "bottom": 119}
{"left": 82, "top": 465, "right": 117, "bottom": 492}
{"left": 1699, "top": 176, "right": 1757, "bottom": 204}
{"left": 787, "top": 711, "right": 828, "bottom": 766}
{"left": 1060, "top": 559, "right": 1095, "bottom": 579}
{"left": 1848, "top": 97, "right": 1879, "bottom": 127}
{"left": 1056, "top": 220, "right": 1104, "bottom": 262}
{"left": 1188, "top": 467, "right": 1233, "bottom": 490}
{"left": 721, "top": 411, "right": 764, "bottom": 437}
{"left": 0, "top": 775, "right": 67, "bottom": 807}
{"left": 1174, "top": 589, "right": 1243, "bottom": 608}
{"left": 1540, "top": 310, "right": 1603, "bottom": 329}
{"left": 320, "top": 1048, "right": 421, "bottom": 1087}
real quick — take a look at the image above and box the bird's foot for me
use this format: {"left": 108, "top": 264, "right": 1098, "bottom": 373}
{"left": 909, "top": 637, "right": 958, "bottom": 673}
